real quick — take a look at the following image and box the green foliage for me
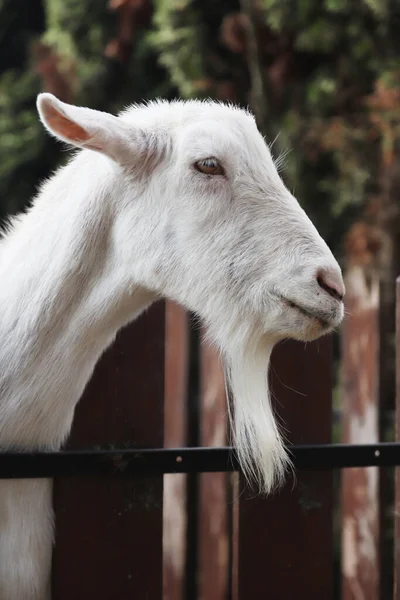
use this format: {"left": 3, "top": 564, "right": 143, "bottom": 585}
{"left": 0, "top": 0, "right": 175, "bottom": 222}
{"left": 150, "top": 0, "right": 205, "bottom": 98}
{"left": 43, "top": 0, "right": 113, "bottom": 96}
{"left": 0, "top": 70, "right": 45, "bottom": 187}
{"left": 0, "top": 0, "right": 51, "bottom": 221}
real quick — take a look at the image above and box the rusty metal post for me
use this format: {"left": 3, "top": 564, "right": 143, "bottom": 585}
{"left": 341, "top": 264, "right": 380, "bottom": 600}
{"left": 163, "top": 302, "right": 189, "bottom": 600}
{"left": 394, "top": 277, "right": 400, "bottom": 600}
{"left": 239, "top": 337, "right": 334, "bottom": 599}
{"left": 198, "top": 342, "right": 229, "bottom": 600}
{"left": 52, "top": 303, "right": 165, "bottom": 600}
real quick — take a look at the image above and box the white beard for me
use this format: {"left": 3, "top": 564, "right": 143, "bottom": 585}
{"left": 225, "top": 337, "right": 292, "bottom": 494}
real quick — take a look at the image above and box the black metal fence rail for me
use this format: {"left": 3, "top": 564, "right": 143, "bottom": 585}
{"left": 0, "top": 442, "right": 399, "bottom": 479}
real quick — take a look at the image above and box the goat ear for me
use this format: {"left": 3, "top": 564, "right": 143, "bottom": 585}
{"left": 36, "top": 93, "right": 135, "bottom": 164}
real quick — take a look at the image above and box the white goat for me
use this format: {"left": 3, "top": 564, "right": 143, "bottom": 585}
{"left": 0, "top": 94, "right": 344, "bottom": 599}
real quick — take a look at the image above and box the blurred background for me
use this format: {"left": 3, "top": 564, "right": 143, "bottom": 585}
{"left": 1, "top": 0, "right": 400, "bottom": 598}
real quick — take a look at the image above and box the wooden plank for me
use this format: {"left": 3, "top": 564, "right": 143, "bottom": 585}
{"left": 163, "top": 302, "right": 189, "bottom": 600}
{"left": 394, "top": 277, "right": 400, "bottom": 600}
{"left": 341, "top": 265, "right": 380, "bottom": 600}
{"left": 52, "top": 303, "right": 165, "bottom": 600}
{"left": 185, "top": 316, "right": 201, "bottom": 600}
{"left": 199, "top": 342, "right": 229, "bottom": 600}
{"left": 231, "top": 472, "right": 239, "bottom": 600}
{"left": 239, "top": 337, "right": 333, "bottom": 600}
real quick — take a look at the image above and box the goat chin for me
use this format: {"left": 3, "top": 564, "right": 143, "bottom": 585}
{"left": 225, "top": 337, "right": 292, "bottom": 495}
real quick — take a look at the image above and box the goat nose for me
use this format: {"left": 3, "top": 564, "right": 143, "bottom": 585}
{"left": 316, "top": 268, "right": 345, "bottom": 301}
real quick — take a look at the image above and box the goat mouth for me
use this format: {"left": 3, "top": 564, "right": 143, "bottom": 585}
{"left": 279, "top": 295, "right": 331, "bottom": 328}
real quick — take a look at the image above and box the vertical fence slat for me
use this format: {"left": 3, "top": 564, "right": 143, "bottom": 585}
{"left": 239, "top": 337, "right": 333, "bottom": 600}
{"left": 52, "top": 303, "right": 165, "bottom": 600}
{"left": 163, "top": 302, "right": 189, "bottom": 600}
{"left": 199, "top": 342, "right": 229, "bottom": 600}
{"left": 185, "top": 316, "right": 201, "bottom": 600}
{"left": 394, "top": 277, "right": 400, "bottom": 600}
{"left": 231, "top": 472, "right": 239, "bottom": 600}
{"left": 341, "top": 265, "right": 380, "bottom": 600}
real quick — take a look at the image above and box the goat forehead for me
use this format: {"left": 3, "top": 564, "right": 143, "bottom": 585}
{"left": 120, "top": 98, "right": 256, "bottom": 134}
{"left": 120, "top": 100, "right": 282, "bottom": 186}
{"left": 121, "top": 100, "right": 277, "bottom": 171}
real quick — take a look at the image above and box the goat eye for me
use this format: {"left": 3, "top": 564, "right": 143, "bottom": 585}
{"left": 194, "top": 158, "right": 225, "bottom": 176}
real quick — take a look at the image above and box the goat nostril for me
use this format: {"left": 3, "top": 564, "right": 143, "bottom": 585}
{"left": 316, "top": 269, "right": 345, "bottom": 302}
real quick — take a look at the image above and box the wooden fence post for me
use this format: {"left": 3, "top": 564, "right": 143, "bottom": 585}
{"left": 341, "top": 264, "right": 380, "bottom": 600}
{"left": 163, "top": 302, "right": 189, "bottom": 600}
{"left": 52, "top": 303, "right": 165, "bottom": 600}
{"left": 239, "top": 337, "right": 334, "bottom": 599}
{"left": 394, "top": 277, "right": 400, "bottom": 600}
{"left": 198, "top": 342, "right": 229, "bottom": 600}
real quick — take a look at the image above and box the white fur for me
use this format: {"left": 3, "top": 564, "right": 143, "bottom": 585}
{"left": 0, "top": 94, "right": 344, "bottom": 598}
